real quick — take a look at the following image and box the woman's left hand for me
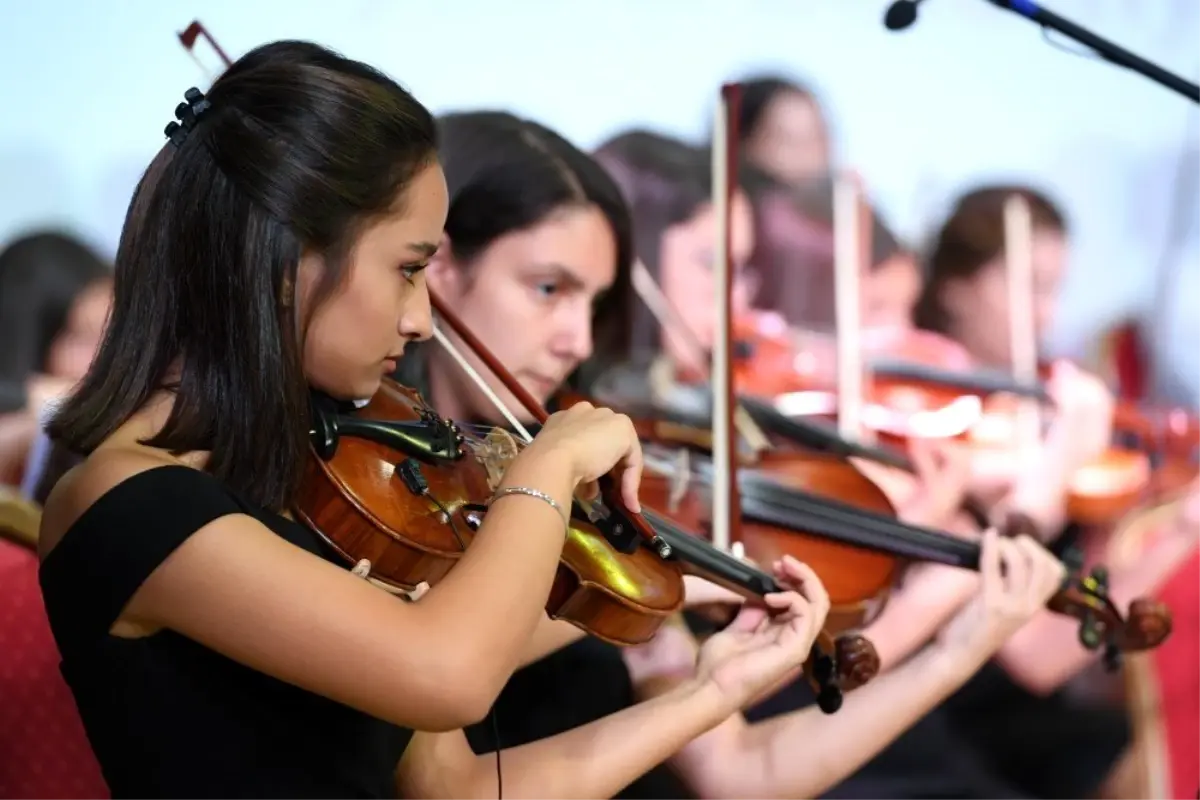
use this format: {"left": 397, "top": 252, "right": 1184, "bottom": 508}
{"left": 693, "top": 556, "right": 829, "bottom": 711}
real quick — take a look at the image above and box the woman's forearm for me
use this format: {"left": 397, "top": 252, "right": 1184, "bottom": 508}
{"left": 861, "top": 564, "right": 978, "bottom": 670}
{"left": 677, "top": 644, "right": 977, "bottom": 799}
{"left": 462, "top": 679, "right": 728, "bottom": 799}
{"left": 419, "top": 448, "right": 577, "bottom": 708}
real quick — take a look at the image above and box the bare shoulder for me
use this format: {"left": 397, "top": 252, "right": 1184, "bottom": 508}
{"left": 38, "top": 446, "right": 182, "bottom": 562}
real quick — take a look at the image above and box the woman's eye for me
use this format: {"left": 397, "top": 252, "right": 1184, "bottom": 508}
{"left": 533, "top": 281, "right": 558, "bottom": 298}
{"left": 400, "top": 263, "right": 428, "bottom": 284}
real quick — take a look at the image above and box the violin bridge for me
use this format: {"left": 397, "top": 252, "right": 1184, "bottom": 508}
{"left": 668, "top": 448, "right": 691, "bottom": 513}
{"left": 479, "top": 428, "right": 521, "bottom": 491}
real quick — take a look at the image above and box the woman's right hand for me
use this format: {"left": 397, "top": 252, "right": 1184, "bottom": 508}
{"left": 934, "top": 528, "right": 1065, "bottom": 667}
{"left": 522, "top": 401, "right": 645, "bottom": 511}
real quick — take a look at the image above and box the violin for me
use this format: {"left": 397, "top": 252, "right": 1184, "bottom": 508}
{"left": 872, "top": 357, "right": 1199, "bottom": 525}
{"left": 614, "top": 405, "right": 1176, "bottom": 669}
{"left": 567, "top": 386, "right": 1174, "bottom": 654}
{"left": 295, "top": 378, "right": 687, "bottom": 647}
{"left": 728, "top": 314, "right": 987, "bottom": 445}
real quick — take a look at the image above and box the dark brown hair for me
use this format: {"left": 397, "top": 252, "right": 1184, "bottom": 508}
{"left": 592, "top": 130, "right": 717, "bottom": 353}
{"left": 913, "top": 185, "right": 1066, "bottom": 334}
{"left": 736, "top": 74, "right": 825, "bottom": 145}
{"left": 45, "top": 40, "right": 438, "bottom": 510}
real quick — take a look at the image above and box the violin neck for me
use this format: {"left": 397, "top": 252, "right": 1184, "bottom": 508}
{"left": 737, "top": 483, "right": 981, "bottom": 570}
{"left": 643, "top": 509, "right": 780, "bottom": 596}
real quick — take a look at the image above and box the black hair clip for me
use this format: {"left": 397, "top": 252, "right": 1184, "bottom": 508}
{"left": 163, "top": 86, "right": 213, "bottom": 148}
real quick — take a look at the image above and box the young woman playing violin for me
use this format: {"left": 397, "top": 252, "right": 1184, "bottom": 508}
{"left": 916, "top": 184, "right": 1198, "bottom": 645}
{"left": 402, "top": 113, "right": 1067, "bottom": 799}
{"left": 33, "top": 43, "right": 832, "bottom": 799}
{"left": 908, "top": 184, "right": 1200, "bottom": 796}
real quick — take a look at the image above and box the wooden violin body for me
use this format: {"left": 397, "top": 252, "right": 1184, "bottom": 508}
{"left": 728, "top": 314, "right": 985, "bottom": 444}
{"left": 611, "top": 392, "right": 1174, "bottom": 667}
{"left": 640, "top": 449, "right": 901, "bottom": 635}
{"left": 295, "top": 379, "right": 686, "bottom": 647}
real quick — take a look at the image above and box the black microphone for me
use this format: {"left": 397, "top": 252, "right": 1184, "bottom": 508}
{"left": 883, "top": 0, "right": 924, "bottom": 31}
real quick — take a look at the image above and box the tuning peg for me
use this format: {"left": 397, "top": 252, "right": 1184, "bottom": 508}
{"left": 1060, "top": 544, "right": 1085, "bottom": 573}
{"left": 1078, "top": 612, "right": 1104, "bottom": 650}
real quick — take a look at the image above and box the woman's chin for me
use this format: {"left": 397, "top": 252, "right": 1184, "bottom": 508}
{"left": 308, "top": 374, "right": 382, "bottom": 403}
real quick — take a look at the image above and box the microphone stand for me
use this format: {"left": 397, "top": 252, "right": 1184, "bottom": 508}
{"left": 984, "top": 0, "right": 1199, "bottom": 103}
{"left": 984, "top": 1, "right": 1200, "bottom": 407}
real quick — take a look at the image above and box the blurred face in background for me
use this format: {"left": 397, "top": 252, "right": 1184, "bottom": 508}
{"left": 44, "top": 277, "right": 112, "bottom": 381}
{"left": 940, "top": 226, "right": 1067, "bottom": 366}
{"left": 862, "top": 253, "right": 921, "bottom": 331}
{"left": 658, "top": 192, "right": 757, "bottom": 370}
{"left": 744, "top": 91, "right": 830, "bottom": 186}
{"left": 426, "top": 204, "right": 617, "bottom": 422}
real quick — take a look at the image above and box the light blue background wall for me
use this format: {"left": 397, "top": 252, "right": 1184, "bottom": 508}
{"left": 2, "top": 0, "right": 1196, "bottom": 400}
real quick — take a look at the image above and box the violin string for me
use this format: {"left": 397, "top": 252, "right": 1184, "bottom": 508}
{"left": 430, "top": 324, "right": 535, "bottom": 443}
{"left": 454, "top": 413, "right": 980, "bottom": 567}
{"left": 644, "top": 447, "right": 980, "bottom": 565}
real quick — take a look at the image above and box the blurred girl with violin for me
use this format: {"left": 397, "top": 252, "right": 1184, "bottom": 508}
{"left": 735, "top": 74, "right": 833, "bottom": 187}
{"left": 405, "top": 112, "right": 1068, "bottom": 799}
{"left": 591, "top": 135, "right": 1175, "bottom": 799}
{"left": 33, "top": 42, "right": 831, "bottom": 799}
{"left": 915, "top": 184, "right": 1196, "bottom": 596}
{"left": 0, "top": 230, "right": 113, "bottom": 489}
{"left": 910, "top": 184, "right": 1200, "bottom": 794}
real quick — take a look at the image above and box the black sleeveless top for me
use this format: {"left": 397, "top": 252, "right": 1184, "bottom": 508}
{"left": 393, "top": 348, "right": 692, "bottom": 798}
{"left": 38, "top": 465, "right": 414, "bottom": 798}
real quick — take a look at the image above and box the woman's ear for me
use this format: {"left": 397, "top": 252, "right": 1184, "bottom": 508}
{"left": 425, "top": 234, "right": 462, "bottom": 300}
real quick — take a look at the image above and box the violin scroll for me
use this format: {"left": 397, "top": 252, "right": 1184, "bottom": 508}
{"left": 1119, "top": 597, "right": 1173, "bottom": 652}
{"left": 1049, "top": 563, "right": 1172, "bottom": 672}
{"left": 833, "top": 632, "right": 881, "bottom": 692}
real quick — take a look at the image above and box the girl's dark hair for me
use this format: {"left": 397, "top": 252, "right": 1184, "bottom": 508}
{"left": 592, "top": 130, "right": 717, "bottom": 352}
{"left": 0, "top": 230, "right": 111, "bottom": 384}
{"left": 403, "top": 110, "right": 634, "bottom": 389}
{"left": 736, "top": 74, "right": 824, "bottom": 144}
{"left": 913, "top": 184, "right": 1067, "bottom": 334}
{"left": 742, "top": 170, "right": 903, "bottom": 327}
{"left": 45, "top": 40, "right": 438, "bottom": 510}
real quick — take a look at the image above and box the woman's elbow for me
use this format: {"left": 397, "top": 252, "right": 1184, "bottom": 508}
{"left": 398, "top": 646, "right": 507, "bottom": 730}
{"left": 397, "top": 684, "right": 493, "bottom": 732}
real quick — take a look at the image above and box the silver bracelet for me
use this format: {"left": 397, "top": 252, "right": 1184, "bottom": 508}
{"left": 489, "top": 486, "right": 570, "bottom": 534}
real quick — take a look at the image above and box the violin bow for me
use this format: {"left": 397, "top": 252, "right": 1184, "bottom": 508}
{"left": 713, "top": 84, "right": 857, "bottom": 713}
{"left": 1004, "top": 194, "right": 1042, "bottom": 472}
{"left": 710, "top": 83, "right": 742, "bottom": 559}
{"left": 831, "top": 171, "right": 869, "bottom": 443}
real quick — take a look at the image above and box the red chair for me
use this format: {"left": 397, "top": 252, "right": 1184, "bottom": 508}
{"left": 0, "top": 507, "right": 108, "bottom": 799}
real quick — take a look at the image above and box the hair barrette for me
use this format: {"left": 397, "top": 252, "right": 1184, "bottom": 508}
{"left": 164, "top": 86, "right": 212, "bottom": 148}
